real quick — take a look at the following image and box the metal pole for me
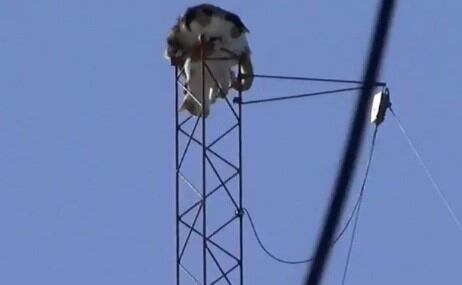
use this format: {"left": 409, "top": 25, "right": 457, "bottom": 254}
{"left": 175, "top": 66, "right": 180, "bottom": 285}
{"left": 238, "top": 59, "right": 244, "bottom": 285}
{"left": 200, "top": 37, "right": 208, "bottom": 285}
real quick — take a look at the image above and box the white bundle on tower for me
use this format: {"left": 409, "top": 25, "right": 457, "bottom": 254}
{"left": 164, "top": 3, "right": 254, "bottom": 117}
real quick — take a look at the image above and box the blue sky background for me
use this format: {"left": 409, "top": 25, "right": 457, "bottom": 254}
{"left": 1, "top": 0, "right": 462, "bottom": 284}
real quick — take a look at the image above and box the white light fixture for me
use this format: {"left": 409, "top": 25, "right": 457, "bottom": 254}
{"left": 370, "top": 87, "right": 390, "bottom": 125}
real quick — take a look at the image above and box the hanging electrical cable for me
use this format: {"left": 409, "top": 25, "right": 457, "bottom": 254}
{"left": 341, "top": 126, "right": 379, "bottom": 284}
{"left": 244, "top": 126, "right": 380, "bottom": 265}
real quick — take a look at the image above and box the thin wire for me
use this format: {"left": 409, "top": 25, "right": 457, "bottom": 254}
{"left": 243, "top": 73, "right": 387, "bottom": 86}
{"left": 243, "top": 126, "right": 379, "bottom": 265}
{"left": 241, "top": 87, "right": 363, "bottom": 105}
{"left": 243, "top": 207, "right": 356, "bottom": 265}
{"left": 244, "top": 207, "right": 313, "bottom": 265}
{"left": 341, "top": 126, "right": 378, "bottom": 284}
{"left": 341, "top": 200, "right": 362, "bottom": 285}
{"left": 389, "top": 107, "right": 462, "bottom": 234}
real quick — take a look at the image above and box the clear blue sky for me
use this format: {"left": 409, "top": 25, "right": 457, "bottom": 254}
{"left": 1, "top": 1, "right": 461, "bottom": 284}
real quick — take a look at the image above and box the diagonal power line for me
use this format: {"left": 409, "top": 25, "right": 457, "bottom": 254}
{"left": 304, "top": 1, "right": 396, "bottom": 284}
{"left": 389, "top": 107, "right": 462, "bottom": 234}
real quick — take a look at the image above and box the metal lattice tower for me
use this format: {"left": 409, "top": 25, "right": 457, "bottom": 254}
{"left": 174, "top": 43, "right": 245, "bottom": 285}
{"left": 173, "top": 40, "right": 389, "bottom": 285}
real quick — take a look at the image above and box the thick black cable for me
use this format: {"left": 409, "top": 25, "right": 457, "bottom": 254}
{"left": 341, "top": 126, "right": 378, "bottom": 284}
{"left": 304, "top": 1, "right": 396, "bottom": 284}
{"left": 243, "top": 126, "right": 379, "bottom": 265}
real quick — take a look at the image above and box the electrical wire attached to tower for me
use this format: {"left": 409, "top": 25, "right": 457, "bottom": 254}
{"left": 243, "top": 124, "right": 381, "bottom": 266}
{"left": 341, "top": 125, "right": 379, "bottom": 285}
